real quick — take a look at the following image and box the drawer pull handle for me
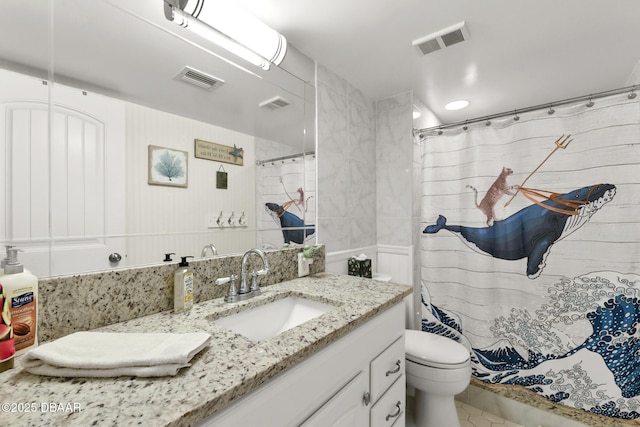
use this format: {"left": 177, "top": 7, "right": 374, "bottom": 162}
{"left": 385, "top": 401, "right": 402, "bottom": 421}
{"left": 385, "top": 360, "right": 402, "bottom": 376}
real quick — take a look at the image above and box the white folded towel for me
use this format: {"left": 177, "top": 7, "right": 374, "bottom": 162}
{"left": 22, "top": 331, "right": 211, "bottom": 378}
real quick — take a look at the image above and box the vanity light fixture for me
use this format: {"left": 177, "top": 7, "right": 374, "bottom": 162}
{"left": 163, "top": 0, "right": 287, "bottom": 71}
{"left": 445, "top": 99, "right": 469, "bottom": 110}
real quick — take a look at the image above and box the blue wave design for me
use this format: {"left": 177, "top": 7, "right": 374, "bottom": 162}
{"left": 424, "top": 278, "right": 640, "bottom": 421}
{"left": 570, "top": 294, "right": 640, "bottom": 398}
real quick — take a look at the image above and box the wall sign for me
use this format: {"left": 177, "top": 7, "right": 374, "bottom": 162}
{"left": 216, "top": 165, "right": 228, "bottom": 189}
{"left": 194, "top": 139, "right": 244, "bottom": 166}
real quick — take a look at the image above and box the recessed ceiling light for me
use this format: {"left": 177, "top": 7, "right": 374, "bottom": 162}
{"left": 445, "top": 100, "right": 469, "bottom": 110}
{"left": 413, "top": 104, "right": 422, "bottom": 119}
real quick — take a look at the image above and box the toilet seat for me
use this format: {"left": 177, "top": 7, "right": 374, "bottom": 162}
{"left": 405, "top": 330, "right": 470, "bottom": 369}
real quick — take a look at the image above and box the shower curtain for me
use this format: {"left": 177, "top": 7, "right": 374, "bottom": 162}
{"left": 420, "top": 93, "right": 640, "bottom": 419}
{"left": 255, "top": 154, "right": 316, "bottom": 249}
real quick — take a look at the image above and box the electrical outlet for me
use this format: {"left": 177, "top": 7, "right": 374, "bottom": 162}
{"left": 298, "top": 253, "right": 310, "bottom": 277}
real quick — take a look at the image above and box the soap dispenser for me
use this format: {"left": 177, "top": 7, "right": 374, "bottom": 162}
{"left": 0, "top": 245, "right": 15, "bottom": 276}
{"left": 174, "top": 256, "right": 194, "bottom": 313}
{"left": 1, "top": 247, "right": 38, "bottom": 355}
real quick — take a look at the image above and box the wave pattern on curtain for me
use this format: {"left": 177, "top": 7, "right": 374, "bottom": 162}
{"left": 420, "top": 94, "right": 640, "bottom": 420}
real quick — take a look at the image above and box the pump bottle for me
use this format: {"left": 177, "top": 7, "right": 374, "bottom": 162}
{"left": 174, "top": 256, "right": 194, "bottom": 313}
{"left": 1, "top": 247, "right": 38, "bottom": 355}
{"left": 0, "top": 245, "right": 15, "bottom": 276}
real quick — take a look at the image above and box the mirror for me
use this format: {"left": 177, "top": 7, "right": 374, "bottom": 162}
{"left": 0, "top": 0, "right": 317, "bottom": 278}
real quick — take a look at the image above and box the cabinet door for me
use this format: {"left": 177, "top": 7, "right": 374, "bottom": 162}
{"left": 301, "top": 370, "right": 368, "bottom": 427}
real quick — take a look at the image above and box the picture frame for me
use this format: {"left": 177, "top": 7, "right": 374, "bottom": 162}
{"left": 148, "top": 145, "right": 188, "bottom": 188}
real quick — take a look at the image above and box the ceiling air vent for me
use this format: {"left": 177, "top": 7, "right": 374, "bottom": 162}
{"left": 174, "top": 66, "right": 224, "bottom": 90}
{"left": 412, "top": 21, "right": 469, "bottom": 56}
{"left": 259, "top": 96, "right": 291, "bottom": 110}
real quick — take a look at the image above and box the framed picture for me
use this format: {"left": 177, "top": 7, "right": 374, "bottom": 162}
{"left": 148, "top": 145, "right": 188, "bottom": 188}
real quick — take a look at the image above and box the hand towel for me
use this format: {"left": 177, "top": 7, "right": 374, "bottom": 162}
{"left": 21, "top": 331, "right": 211, "bottom": 378}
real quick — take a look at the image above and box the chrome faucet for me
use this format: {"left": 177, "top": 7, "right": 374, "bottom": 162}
{"left": 201, "top": 243, "right": 218, "bottom": 258}
{"left": 240, "top": 248, "right": 270, "bottom": 297}
{"left": 215, "top": 248, "right": 270, "bottom": 303}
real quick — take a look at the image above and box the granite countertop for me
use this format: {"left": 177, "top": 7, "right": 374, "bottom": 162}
{"left": 0, "top": 273, "right": 412, "bottom": 426}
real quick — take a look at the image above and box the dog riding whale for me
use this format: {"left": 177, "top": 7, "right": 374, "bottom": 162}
{"left": 423, "top": 184, "right": 616, "bottom": 278}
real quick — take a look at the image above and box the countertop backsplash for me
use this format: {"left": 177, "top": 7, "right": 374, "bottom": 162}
{"left": 37, "top": 246, "right": 325, "bottom": 342}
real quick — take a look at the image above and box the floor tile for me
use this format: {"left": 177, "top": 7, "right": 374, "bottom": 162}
{"left": 406, "top": 396, "right": 524, "bottom": 427}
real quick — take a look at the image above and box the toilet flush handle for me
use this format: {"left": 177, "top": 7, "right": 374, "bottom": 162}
{"left": 385, "top": 360, "right": 402, "bottom": 376}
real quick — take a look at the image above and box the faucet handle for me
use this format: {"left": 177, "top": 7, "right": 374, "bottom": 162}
{"left": 216, "top": 274, "right": 238, "bottom": 302}
{"left": 249, "top": 270, "right": 266, "bottom": 294}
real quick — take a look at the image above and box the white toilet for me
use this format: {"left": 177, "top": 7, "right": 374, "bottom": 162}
{"left": 405, "top": 330, "right": 471, "bottom": 427}
{"left": 373, "top": 273, "right": 471, "bottom": 427}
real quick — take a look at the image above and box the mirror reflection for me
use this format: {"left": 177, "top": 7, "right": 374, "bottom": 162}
{"left": 0, "top": 0, "right": 317, "bottom": 278}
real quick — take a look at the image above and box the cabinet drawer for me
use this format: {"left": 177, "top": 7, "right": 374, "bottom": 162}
{"left": 370, "top": 335, "right": 404, "bottom": 402}
{"left": 370, "top": 375, "right": 405, "bottom": 427}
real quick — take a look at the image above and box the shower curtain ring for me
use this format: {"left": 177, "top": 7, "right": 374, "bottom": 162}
{"left": 513, "top": 111, "right": 520, "bottom": 121}
{"left": 548, "top": 105, "right": 555, "bottom": 115}
{"left": 586, "top": 96, "right": 594, "bottom": 108}
{"left": 629, "top": 89, "right": 637, "bottom": 99}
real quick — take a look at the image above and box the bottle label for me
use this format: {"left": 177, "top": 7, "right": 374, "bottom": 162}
{"left": 10, "top": 291, "right": 36, "bottom": 352}
{"left": 11, "top": 291, "right": 34, "bottom": 308}
{"left": 184, "top": 272, "right": 194, "bottom": 308}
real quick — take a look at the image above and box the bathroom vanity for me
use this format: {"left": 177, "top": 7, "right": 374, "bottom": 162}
{"left": 0, "top": 273, "right": 411, "bottom": 426}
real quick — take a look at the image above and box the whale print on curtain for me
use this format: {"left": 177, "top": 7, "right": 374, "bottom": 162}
{"left": 420, "top": 93, "right": 640, "bottom": 420}
{"left": 255, "top": 153, "right": 316, "bottom": 248}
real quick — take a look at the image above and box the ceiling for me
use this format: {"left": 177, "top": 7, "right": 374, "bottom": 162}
{"left": 1, "top": 0, "right": 316, "bottom": 150}
{"left": 237, "top": 0, "right": 640, "bottom": 125}
{"left": 3, "top": 0, "right": 640, "bottom": 136}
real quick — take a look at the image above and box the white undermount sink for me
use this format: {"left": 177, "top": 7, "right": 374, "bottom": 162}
{"left": 212, "top": 296, "right": 335, "bottom": 342}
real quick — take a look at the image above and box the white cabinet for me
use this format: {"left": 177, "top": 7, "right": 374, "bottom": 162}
{"left": 301, "top": 371, "right": 369, "bottom": 427}
{"left": 199, "top": 302, "right": 405, "bottom": 427}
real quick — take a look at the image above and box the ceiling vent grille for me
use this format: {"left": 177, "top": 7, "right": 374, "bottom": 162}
{"left": 259, "top": 96, "right": 291, "bottom": 110}
{"left": 412, "top": 21, "right": 469, "bottom": 56}
{"left": 175, "top": 66, "right": 224, "bottom": 90}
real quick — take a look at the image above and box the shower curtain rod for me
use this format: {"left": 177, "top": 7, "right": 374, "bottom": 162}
{"left": 255, "top": 151, "right": 315, "bottom": 166}
{"left": 413, "top": 84, "right": 638, "bottom": 135}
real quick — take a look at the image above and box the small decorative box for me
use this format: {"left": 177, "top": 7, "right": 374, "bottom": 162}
{"left": 347, "top": 256, "right": 372, "bottom": 278}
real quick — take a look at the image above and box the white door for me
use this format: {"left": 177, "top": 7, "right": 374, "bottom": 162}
{"left": 0, "top": 69, "right": 126, "bottom": 277}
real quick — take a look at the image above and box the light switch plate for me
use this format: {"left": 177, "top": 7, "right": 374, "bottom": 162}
{"left": 297, "top": 253, "right": 310, "bottom": 277}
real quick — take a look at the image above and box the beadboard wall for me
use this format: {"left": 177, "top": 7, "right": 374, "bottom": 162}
{"left": 125, "top": 102, "right": 257, "bottom": 265}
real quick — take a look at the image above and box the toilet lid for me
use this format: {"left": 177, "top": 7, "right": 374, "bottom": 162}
{"left": 405, "top": 330, "right": 470, "bottom": 368}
